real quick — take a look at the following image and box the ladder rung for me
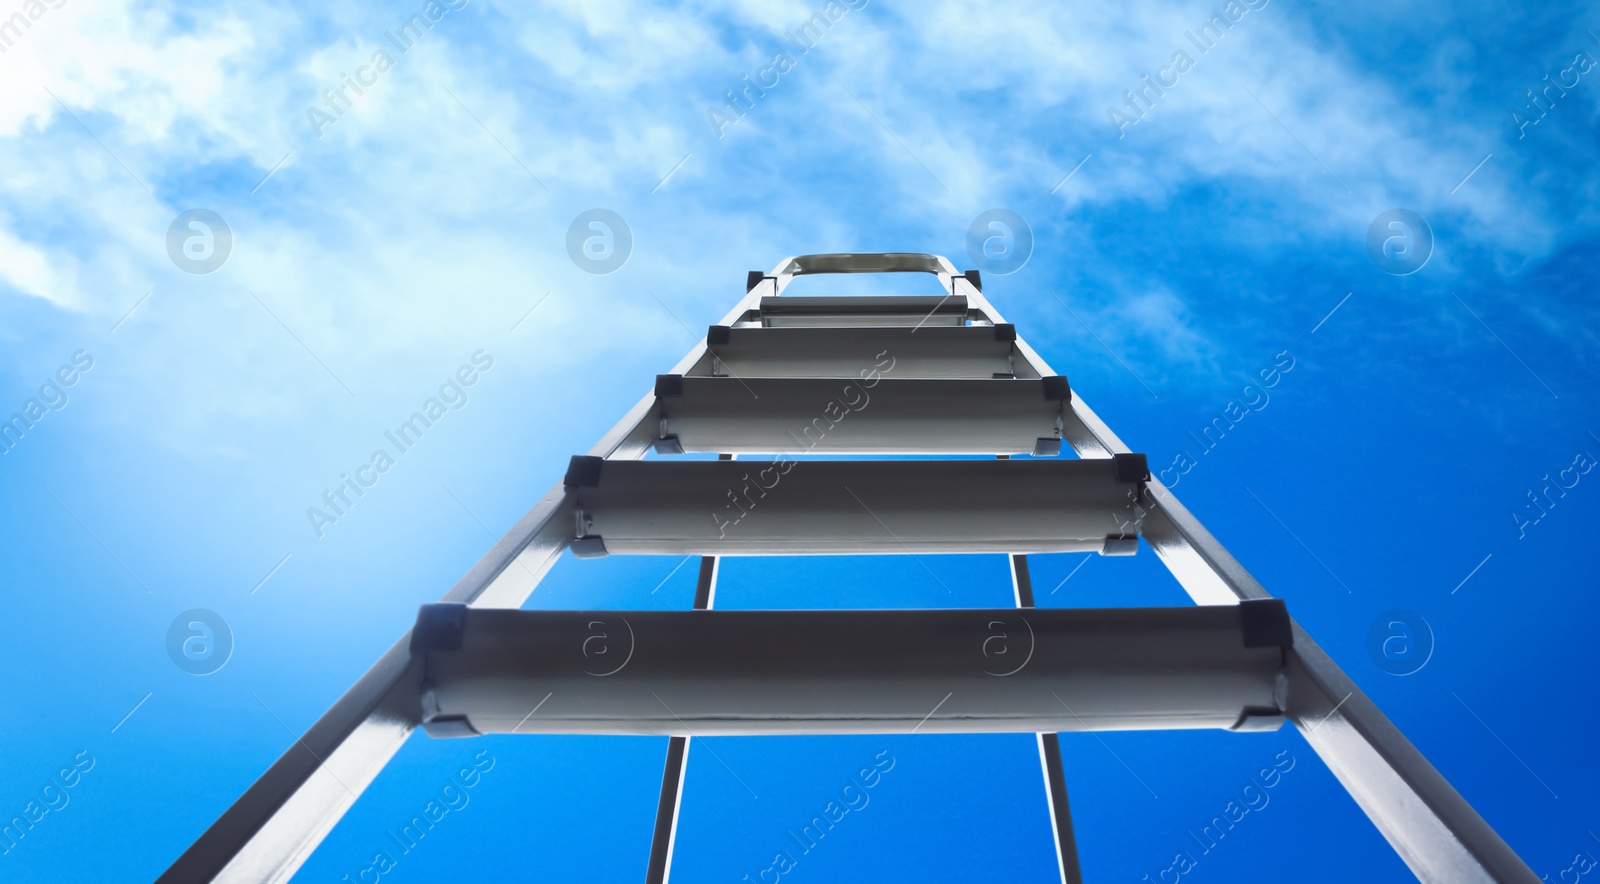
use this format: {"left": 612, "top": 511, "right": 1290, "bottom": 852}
{"left": 653, "top": 376, "right": 1070, "bottom": 455}
{"left": 562, "top": 455, "right": 1148, "bottom": 556}
{"left": 411, "top": 603, "right": 1291, "bottom": 737}
{"left": 688, "top": 324, "right": 1037, "bottom": 379}
{"left": 756, "top": 295, "right": 968, "bottom": 327}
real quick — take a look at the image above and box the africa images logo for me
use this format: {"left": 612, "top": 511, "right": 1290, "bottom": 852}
{"left": 981, "top": 615, "right": 1035, "bottom": 677}
{"left": 306, "top": 350, "right": 494, "bottom": 538}
{"left": 580, "top": 616, "right": 635, "bottom": 677}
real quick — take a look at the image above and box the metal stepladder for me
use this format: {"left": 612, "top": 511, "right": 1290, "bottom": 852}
{"left": 162, "top": 253, "right": 1537, "bottom": 883}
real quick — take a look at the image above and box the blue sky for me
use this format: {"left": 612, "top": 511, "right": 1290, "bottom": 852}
{"left": 1, "top": 0, "right": 1598, "bottom": 881}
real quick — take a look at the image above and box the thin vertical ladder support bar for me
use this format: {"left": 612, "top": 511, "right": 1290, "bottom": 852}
{"left": 647, "top": 558, "right": 719, "bottom": 884}
{"left": 162, "top": 279, "right": 780, "bottom": 884}
{"left": 1008, "top": 550, "right": 1083, "bottom": 884}
{"left": 647, "top": 454, "right": 730, "bottom": 883}
{"left": 691, "top": 558, "right": 719, "bottom": 610}
{"left": 1037, "top": 733, "right": 1084, "bottom": 884}
{"left": 954, "top": 275, "right": 1537, "bottom": 881}
{"left": 646, "top": 737, "right": 690, "bottom": 883}
{"left": 1009, "top": 553, "right": 1035, "bottom": 608}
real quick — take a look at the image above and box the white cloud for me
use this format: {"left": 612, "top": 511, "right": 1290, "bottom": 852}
{"left": 0, "top": 0, "right": 1589, "bottom": 458}
{"left": 0, "top": 220, "right": 77, "bottom": 306}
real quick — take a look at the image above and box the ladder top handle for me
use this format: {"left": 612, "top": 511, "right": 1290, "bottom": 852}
{"left": 782, "top": 253, "right": 953, "bottom": 276}
{"left": 749, "top": 253, "right": 981, "bottom": 294}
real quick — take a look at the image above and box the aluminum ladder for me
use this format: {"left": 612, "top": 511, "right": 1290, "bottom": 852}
{"left": 161, "top": 253, "right": 1537, "bottom": 883}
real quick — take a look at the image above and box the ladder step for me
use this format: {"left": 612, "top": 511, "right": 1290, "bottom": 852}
{"left": 653, "top": 376, "right": 1070, "bottom": 455}
{"left": 690, "top": 324, "right": 1035, "bottom": 379}
{"left": 411, "top": 603, "right": 1292, "bottom": 737}
{"left": 756, "top": 295, "right": 968, "bottom": 327}
{"left": 563, "top": 455, "right": 1148, "bottom": 557}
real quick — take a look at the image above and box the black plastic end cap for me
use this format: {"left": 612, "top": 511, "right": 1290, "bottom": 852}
{"left": 994, "top": 323, "right": 1016, "bottom": 342}
{"left": 746, "top": 271, "right": 766, "bottom": 292}
{"left": 1113, "top": 452, "right": 1150, "bottom": 483}
{"left": 421, "top": 716, "right": 483, "bottom": 739}
{"left": 707, "top": 325, "right": 731, "bottom": 345}
{"left": 571, "top": 536, "right": 609, "bottom": 559}
{"left": 1229, "top": 707, "right": 1287, "bottom": 733}
{"left": 564, "top": 455, "right": 604, "bottom": 488}
{"left": 1101, "top": 535, "right": 1139, "bottom": 556}
{"left": 655, "top": 374, "right": 684, "bottom": 398}
{"left": 964, "top": 270, "right": 982, "bottom": 292}
{"left": 1041, "top": 376, "right": 1071, "bottom": 401}
{"left": 410, "top": 604, "right": 468, "bottom": 654}
{"left": 1240, "top": 598, "right": 1293, "bottom": 649}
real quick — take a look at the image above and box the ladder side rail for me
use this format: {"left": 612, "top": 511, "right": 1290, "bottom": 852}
{"left": 162, "top": 278, "right": 778, "bottom": 883}
{"left": 954, "top": 276, "right": 1537, "bottom": 883}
